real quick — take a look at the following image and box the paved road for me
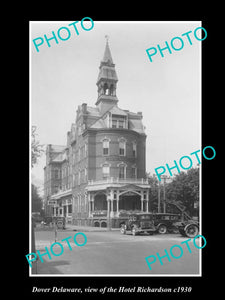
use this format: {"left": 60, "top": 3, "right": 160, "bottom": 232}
{"left": 32, "top": 229, "right": 200, "bottom": 275}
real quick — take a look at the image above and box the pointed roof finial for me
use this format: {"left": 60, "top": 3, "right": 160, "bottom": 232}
{"left": 105, "top": 34, "right": 109, "bottom": 43}
{"left": 102, "top": 35, "right": 113, "bottom": 64}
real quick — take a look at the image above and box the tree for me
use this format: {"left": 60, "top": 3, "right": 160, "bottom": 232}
{"left": 147, "top": 167, "right": 199, "bottom": 217}
{"left": 31, "top": 125, "right": 44, "bottom": 168}
{"left": 147, "top": 173, "right": 160, "bottom": 212}
{"left": 165, "top": 167, "right": 199, "bottom": 216}
{"left": 32, "top": 184, "right": 43, "bottom": 213}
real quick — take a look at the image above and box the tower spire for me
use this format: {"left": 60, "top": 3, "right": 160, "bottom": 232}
{"left": 102, "top": 35, "right": 114, "bottom": 65}
{"left": 96, "top": 37, "right": 118, "bottom": 109}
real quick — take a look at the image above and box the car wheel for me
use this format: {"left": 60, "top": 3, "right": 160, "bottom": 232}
{"left": 120, "top": 225, "right": 126, "bottom": 235}
{"left": 131, "top": 226, "right": 137, "bottom": 236}
{"left": 158, "top": 224, "right": 167, "bottom": 234}
{"left": 185, "top": 224, "right": 199, "bottom": 238}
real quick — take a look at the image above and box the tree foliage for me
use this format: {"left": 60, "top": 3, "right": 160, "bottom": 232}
{"left": 32, "top": 184, "right": 43, "bottom": 213}
{"left": 31, "top": 125, "right": 44, "bottom": 168}
{"left": 165, "top": 167, "right": 199, "bottom": 215}
{"left": 147, "top": 167, "right": 199, "bottom": 216}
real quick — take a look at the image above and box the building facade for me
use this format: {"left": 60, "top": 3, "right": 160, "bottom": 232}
{"left": 44, "top": 40, "right": 150, "bottom": 227}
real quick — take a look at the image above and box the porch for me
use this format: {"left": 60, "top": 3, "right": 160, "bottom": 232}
{"left": 86, "top": 179, "right": 150, "bottom": 225}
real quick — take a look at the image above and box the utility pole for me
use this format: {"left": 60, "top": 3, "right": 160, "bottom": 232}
{"left": 161, "top": 175, "right": 172, "bottom": 213}
{"left": 107, "top": 199, "right": 112, "bottom": 231}
{"left": 158, "top": 180, "right": 161, "bottom": 213}
{"left": 161, "top": 175, "right": 166, "bottom": 213}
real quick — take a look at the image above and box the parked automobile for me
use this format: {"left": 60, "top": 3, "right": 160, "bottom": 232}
{"left": 32, "top": 212, "right": 43, "bottom": 223}
{"left": 175, "top": 220, "right": 199, "bottom": 238}
{"left": 153, "top": 213, "right": 181, "bottom": 234}
{"left": 120, "top": 213, "right": 156, "bottom": 236}
{"left": 43, "top": 216, "right": 66, "bottom": 229}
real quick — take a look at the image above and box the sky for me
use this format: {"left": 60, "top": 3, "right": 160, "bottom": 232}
{"left": 30, "top": 21, "right": 201, "bottom": 188}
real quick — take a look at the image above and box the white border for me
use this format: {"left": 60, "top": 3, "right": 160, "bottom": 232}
{"left": 29, "top": 20, "right": 202, "bottom": 277}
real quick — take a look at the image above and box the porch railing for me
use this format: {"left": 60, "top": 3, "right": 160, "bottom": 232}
{"left": 88, "top": 177, "right": 149, "bottom": 186}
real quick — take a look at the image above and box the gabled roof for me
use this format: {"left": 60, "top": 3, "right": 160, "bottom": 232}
{"left": 90, "top": 118, "right": 107, "bottom": 129}
{"left": 109, "top": 105, "right": 128, "bottom": 116}
{"left": 86, "top": 106, "right": 101, "bottom": 117}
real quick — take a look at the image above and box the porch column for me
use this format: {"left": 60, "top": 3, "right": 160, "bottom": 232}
{"left": 107, "top": 199, "right": 110, "bottom": 217}
{"left": 110, "top": 200, "right": 113, "bottom": 213}
{"left": 141, "top": 200, "right": 144, "bottom": 211}
{"left": 146, "top": 200, "right": 149, "bottom": 212}
{"left": 88, "top": 201, "right": 91, "bottom": 217}
{"left": 116, "top": 190, "right": 119, "bottom": 213}
{"left": 88, "top": 193, "right": 92, "bottom": 217}
{"left": 146, "top": 190, "right": 150, "bottom": 212}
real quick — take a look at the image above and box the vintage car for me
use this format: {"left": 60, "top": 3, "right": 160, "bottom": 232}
{"left": 52, "top": 216, "right": 66, "bottom": 229}
{"left": 153, "top": 213, "right": 182, "bottom": 234}
{"left": 120, "top": 213, "right": 156, "bottom": 236}
{"left": 43, "top": 216, "right": 66, "bottom": 229}
{"left": 174, "top": 219, "right": 199, "bottom": 238}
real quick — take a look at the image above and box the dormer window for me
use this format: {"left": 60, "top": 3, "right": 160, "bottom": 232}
{"left": 111, "top": 116, "right": 126, "bottom": 129}
{"left": 112, "top": 119, "right": 117, "bottom": 128}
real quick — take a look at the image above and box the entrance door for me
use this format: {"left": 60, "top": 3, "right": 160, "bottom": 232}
{"left": 119, "top": 195, "right": 141, "bottom": 211}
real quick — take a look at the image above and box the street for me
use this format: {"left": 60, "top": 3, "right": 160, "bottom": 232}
{"left": 32, "top": 227, "right": 200, "bottom": 275}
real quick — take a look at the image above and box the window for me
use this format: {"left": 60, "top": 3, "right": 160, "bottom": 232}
{"left": 112, "top": 119, "right": 117, "bottom": 128}
{"left": 103, "top": 139, "right": 109, "bottom": 155}
{"left": 102, "top": 164, "right": 110, "bottom": 178}
{"left": 78, "top": 170, "right": 81, "bottom": 185}
{"left": 54, "top": 169, "right": 59, "bottom": 179}
{"left": 132, "top": 142, "right": 137, "bottom": 157}
{"left": 119, "top": 140, "right": 126, "bottom": 156}
{"left": 54, "top": 185, "right": 59, "bottom": 194}
{"left": 119, "top": 164, "right": 126, "bottom": 179}
{"left": 131, "top": 166, "right": 137, "bottom": 178}
{"left": 109, "top": 84, "right": 114, "bottom": 96}
{"left": 78, "top": 148, "right": 81, "bottom": 161}
{"left": 84, "top": 143, "right": 88, "bottom": 157}
{"left": 119, "top": 119, "right": 124, "bottom": 128}
{"left": 111, "top": 116, "right": 126, "bottom": 129}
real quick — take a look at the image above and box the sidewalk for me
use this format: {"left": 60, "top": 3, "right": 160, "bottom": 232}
{"left": 65, "top": 224, "right": 120, "bottom": 232}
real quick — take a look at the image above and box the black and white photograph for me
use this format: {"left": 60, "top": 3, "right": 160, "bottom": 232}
{"left": 26, "top": 17, "right": 219, "bottom": 297}
{"left": 30, "top": 20, "right": 203, "bottom": 277}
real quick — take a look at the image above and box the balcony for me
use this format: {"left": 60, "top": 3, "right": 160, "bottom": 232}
{"left": 87, "top": 177, "right": 150, "bottom": 191}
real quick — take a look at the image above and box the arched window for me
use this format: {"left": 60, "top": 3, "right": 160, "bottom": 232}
{"left": 118, "top": 163, "right": 127, "bottom": 179}
{"left": 131, "top": 165, "right": 137, "bottom": 179}
{"left": 103, "top": 83, "right": 109, "bottom": 95}
{"left": 132, "top": 142, "right": 137, "bottom": 157}
{"left": 102, "top": 138, "right": 109, "bottom": 155}
{"left": 102, "top": 163, "right": 110, "bottom": 178}
{"left": 119, "top": 139, "right": 126, "bottom": 156}
{"left": 109, "top": 84, "right": 114, "bottom": 96}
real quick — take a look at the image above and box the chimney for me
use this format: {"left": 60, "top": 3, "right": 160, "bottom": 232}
{"left": 82, "top": 103, "right": 87, "bottom": 114}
